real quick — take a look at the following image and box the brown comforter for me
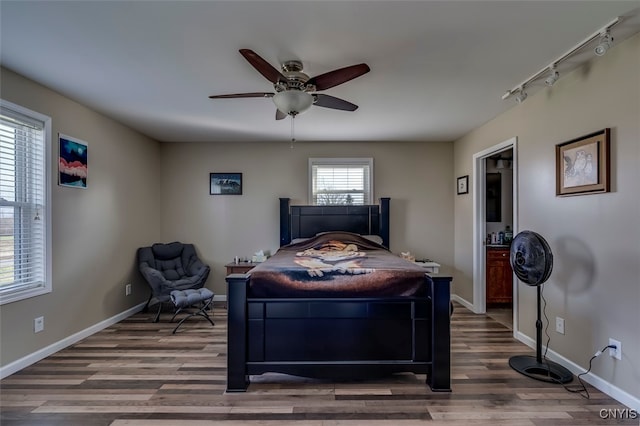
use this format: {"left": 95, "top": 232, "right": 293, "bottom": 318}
{"left": 248, "top": 232, "right": 430, "bottom": 298}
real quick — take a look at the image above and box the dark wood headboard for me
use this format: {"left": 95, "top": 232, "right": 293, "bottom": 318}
{"left": 279, "top": 198, "right": 390, "bottom": 248}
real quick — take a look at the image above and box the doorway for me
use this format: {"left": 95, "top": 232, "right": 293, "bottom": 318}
{"left": 472, "top": 137, "right": 518, "bottom": 335}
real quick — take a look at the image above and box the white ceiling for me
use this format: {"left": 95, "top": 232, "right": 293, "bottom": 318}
{"left": 2, "top": 1, "right": 639, "bottom": 143}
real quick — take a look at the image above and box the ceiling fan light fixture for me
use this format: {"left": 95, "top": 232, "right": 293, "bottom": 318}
{"left": 272, "top": 90, "right": 313, "bottom": 117}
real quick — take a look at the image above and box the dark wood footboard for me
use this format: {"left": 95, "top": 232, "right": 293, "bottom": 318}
{"left": 226, "top": 273, "right": 452, "bottom": 392}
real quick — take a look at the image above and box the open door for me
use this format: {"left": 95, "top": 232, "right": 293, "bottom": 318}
{"left": 472, "top": 137, "right": 518, "bottom": 336}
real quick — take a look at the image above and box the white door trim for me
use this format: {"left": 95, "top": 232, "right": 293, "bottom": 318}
{"left": 472, "top": 137, "right": 518, "bottom": 335}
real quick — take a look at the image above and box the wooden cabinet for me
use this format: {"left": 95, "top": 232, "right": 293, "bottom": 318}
{"left": 486, "top": 247, "right": 513, "bottom": 305}
{"left": 225, "top": 262, "right": 255, "bottom": 275}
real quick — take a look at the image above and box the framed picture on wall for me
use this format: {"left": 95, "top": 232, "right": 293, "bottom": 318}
{"left": 555, "top": 128, "right": 610, "bottom": 196}
{"left": 58, "top": 133, "right": 88, "bottom": 188}
{"left": 457, "top": 175, "right": 469, "bottom": 195}
{"left": 210, "top": 172, "right": 242, "bottom": 195}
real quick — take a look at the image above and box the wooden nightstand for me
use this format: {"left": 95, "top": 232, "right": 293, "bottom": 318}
{"left": 225, "top": 262, "right": 255, "bottom": 275}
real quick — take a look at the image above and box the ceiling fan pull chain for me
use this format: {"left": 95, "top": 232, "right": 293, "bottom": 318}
{"left": 290, "top": 116, "right": 296, "bottom": 148}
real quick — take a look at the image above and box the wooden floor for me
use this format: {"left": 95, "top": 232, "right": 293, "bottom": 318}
{"left": 1, "top": 302, "right": 634, "bottom": 426}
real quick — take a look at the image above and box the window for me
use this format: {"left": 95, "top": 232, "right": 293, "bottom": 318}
{"left": 309, "top": 158, "right": 373, "bottom": 205}
{"left": 0, "top": 100, "right": 51, "bottom": 304}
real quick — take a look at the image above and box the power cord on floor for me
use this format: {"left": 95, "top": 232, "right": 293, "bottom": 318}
{"left": 539, "top": 286, "right": 616, "bottom": 398}
{"left": 560, "top": 343, "right": 617, "bottom": 399}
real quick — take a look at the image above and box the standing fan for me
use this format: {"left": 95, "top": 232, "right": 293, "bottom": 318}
{"left": 508, "top": 231, "right": 573, "bottom": 384}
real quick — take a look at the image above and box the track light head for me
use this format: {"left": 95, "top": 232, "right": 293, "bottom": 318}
{"left": 594, "top": 31, "right": 613, "bottom": 56}
{"left": 515, "top": 87, "right": 527, "bottom": 103}
{"left": 544, "top": 66, "right": 559, "bottom": 86}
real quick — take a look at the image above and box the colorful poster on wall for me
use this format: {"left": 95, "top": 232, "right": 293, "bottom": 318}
{"left": 59, "top": 134, "right": 88, "bottom": 188}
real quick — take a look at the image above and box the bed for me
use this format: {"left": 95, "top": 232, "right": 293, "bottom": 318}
{"left": 226, "top": 198, "right": 452, "bottom": 392}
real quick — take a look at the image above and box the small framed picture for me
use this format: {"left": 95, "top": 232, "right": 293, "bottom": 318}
{"left": 555, "top": 128, "right": 610, "bottom": 196}
{"left": 457, "top": 175, "right": 469, "bottom": 195}
{"left": 59, "top": 133, "right": 88, "bottom": 188}
{"left": 210, "top": 173, "right": 242, "bottom": 195}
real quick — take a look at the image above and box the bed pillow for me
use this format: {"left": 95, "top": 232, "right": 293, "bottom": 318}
{"left": 314, "top": 231, "right": 383, "bottom": 245}
{"left": 362, "top": 235, "right": 383, "bottom": 245}
{"left": 290, "top": 237, "right": 311, "bottom": 244}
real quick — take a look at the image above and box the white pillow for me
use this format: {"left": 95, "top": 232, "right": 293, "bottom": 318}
{"left": 290, "top": 237, "right": 311, "bottom": 244}
{"left": 362, "top": 235, "right": 383, "bottom": 245}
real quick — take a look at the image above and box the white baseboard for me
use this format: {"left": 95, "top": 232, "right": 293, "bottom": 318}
{"left": 0, "top": 302, "right": 146, "bottom": 380}
{"left": 213, "top": 294, "right": 227, "bottom": 302}
{"left": 515, "top": 331, "right": 640, "bottom": 411}
{"left": 451, "top": 293, "right": 474, "bottom": 312}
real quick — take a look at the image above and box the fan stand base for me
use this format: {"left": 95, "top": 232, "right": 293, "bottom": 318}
{"left": 509, "top": 355, "right": 573, "bottom": 384}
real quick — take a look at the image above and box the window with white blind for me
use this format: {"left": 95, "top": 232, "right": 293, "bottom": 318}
{"left": 309, "top": 158, "right": 373, "bottom": 205}
{"left": 0, "top": 100, "right": 51, "bottom": 305}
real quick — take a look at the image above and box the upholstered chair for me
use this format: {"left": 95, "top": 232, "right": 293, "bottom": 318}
{"left": 137, "top": 242, "right": 210, "bottom": 322}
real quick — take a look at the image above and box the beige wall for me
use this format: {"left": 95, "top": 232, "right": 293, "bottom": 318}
{"left": 453, "top": 34, "right": 640, "bottom": 398}
{"left": 159, "top": 141, "right": 454, "bottom": 296}
{"left": 0, "top": 68, "right": 162, "bottom": 366}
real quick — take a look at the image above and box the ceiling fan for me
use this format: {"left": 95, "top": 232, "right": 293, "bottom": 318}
{"left": 209, "top": 49, "right": 370, "bottom": 120}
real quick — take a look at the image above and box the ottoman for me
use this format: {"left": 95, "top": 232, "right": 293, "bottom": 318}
{"left": 169, "top": 288, "right": 215, "bottom": 334}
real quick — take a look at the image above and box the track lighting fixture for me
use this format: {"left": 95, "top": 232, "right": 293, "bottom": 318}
{"left": 515, "top": 87, "right": 527, "bottom": 104}
{"left": 502, "top": 17, "right": 620, "bottom": 104}
{"left": 544, "top": 66, "right": 559, "bottom": 86}
{"left": 594, "top": 30, "right": 613, "bottom": 56}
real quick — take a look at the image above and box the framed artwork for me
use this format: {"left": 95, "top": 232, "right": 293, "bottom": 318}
{"left": 457, "top": 175, "right": 469, "bottom": 195}
{"left": 58, "top": 133, "right": 88, "bottom": 188}
{"left": 556, "top": 128, "right": 610, "bottom": 196}
{"left": 210, "top": 172, "right": 242, "bottom": 195}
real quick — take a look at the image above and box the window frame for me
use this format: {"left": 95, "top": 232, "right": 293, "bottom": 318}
{"left": 0, "top": 99, "right": 52, "bottom": 305}
{"left": 308, "top": 157, "right": 374, "bottom": 206}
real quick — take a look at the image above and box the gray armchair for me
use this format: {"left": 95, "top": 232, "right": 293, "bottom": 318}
{"left": 137, "top": 242, "right": 211, "bottom": 322}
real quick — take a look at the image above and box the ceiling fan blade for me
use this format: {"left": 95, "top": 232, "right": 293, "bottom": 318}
{"left": 208, "top": 92, "right": 274, "bottom": 99}
{"left": 275, "top": 109, "right": 287, "bottom": 120}
{"left": 307, "top": 63, "right": 370, "bottom": 91}
{"left": 239, "top": 49, "right": 288, "bottom": 84}
{"left": 313, "top": 94, "right": 358, "bottom": 111}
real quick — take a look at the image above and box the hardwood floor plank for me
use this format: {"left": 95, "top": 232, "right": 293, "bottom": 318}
{"left": 1, "top": 302, "right": 634, "bottom": 425}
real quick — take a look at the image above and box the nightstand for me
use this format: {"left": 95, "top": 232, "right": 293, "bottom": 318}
{"left": 225, "top": 262, "right": 255, "bottom": 275}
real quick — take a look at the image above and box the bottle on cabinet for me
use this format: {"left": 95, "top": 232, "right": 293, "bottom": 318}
{"left": 504, "top": 225, "right": 513, "bottom": 243}
{"left": 488, "top": 232, "right": 498, "bottom": 244}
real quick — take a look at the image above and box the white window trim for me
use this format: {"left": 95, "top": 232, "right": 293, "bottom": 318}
{"left": 308, "top": 157, "right": 374, "bottom": 205}
{"left": 0, "top": 99, "right": 52, "bottom": 305}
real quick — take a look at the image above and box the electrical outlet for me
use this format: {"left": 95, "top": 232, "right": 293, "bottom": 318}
{"left": 555, "top": 317, "right": 565, "bottom": 334}
{"left": 125, "top": 283, "right": 132, "bottom": 296}
{"left": 34, "top": 316, "right": 44, "bottom": 333}
{"left": 609, "top": 338, "right": 622, "bottom": 360}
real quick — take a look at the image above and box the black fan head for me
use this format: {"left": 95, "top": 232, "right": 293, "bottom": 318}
{"left": 509, "top": 231, "right": 553, "bottom": 286}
